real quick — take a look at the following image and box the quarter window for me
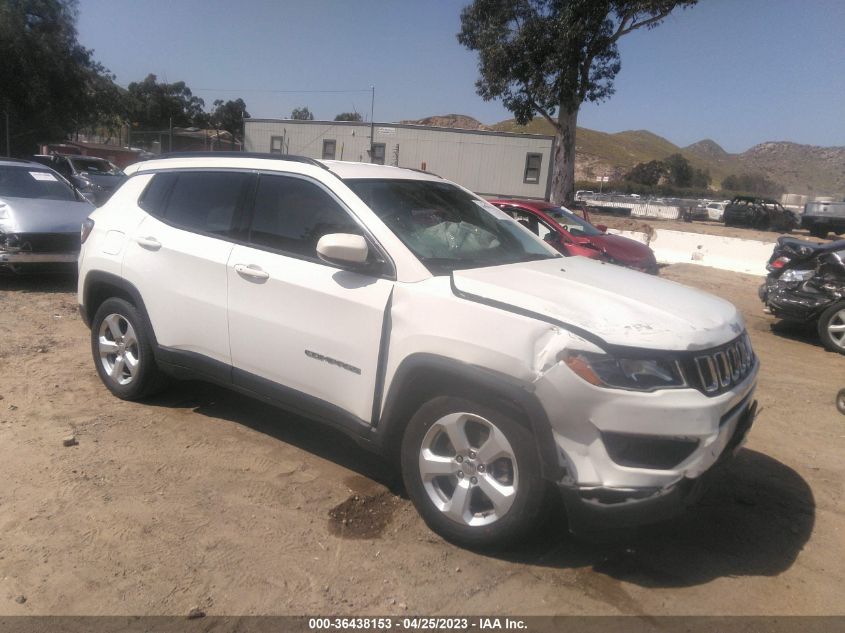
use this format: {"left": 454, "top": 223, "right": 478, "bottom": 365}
{"left": 523, "top": 153, "right": 542, "bottom": 184}
{"left": 249, "top": 174, "right": 360, "bottom": 259}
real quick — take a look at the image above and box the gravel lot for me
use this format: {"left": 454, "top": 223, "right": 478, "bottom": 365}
{"left": 0, "top": 264, "right": 843, "bottom": 616}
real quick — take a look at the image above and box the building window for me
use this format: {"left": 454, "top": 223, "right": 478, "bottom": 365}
{"left": 523, "top": 153, "right": 542, "bottom": 184}
{"left": 270, "top": 136, "right": 285, "bottom": 154}
{"left": 322, "top": 139, "right": 336, "bottom": 160}
{"left": 371, "top": 143, "right": 386, "bottom": 165}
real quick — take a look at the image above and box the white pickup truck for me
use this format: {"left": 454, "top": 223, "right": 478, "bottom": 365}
{"left": 78, "top": 153, "right": 759, "bottom": 548}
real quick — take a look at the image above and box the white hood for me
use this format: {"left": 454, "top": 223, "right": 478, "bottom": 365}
{"left": 451, "top": 257, "right": 744, "bottom": 351}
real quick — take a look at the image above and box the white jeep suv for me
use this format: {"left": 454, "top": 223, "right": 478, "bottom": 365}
{"left": 78, "top": 153, "right": 759, "bottom": 548}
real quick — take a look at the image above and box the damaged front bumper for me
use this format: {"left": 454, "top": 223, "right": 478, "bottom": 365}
{"left": 1, "top": 232, "right": 80, "bottom": 265}
{"left": 559, "top": 399, "right": 757, "bottom": 534}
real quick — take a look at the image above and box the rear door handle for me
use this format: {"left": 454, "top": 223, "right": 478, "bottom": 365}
{"left": 234, "top": 263, "right": 270, "bottom": 282}
{"left": 136, "top": 236, "right": 161, "bottom": 251}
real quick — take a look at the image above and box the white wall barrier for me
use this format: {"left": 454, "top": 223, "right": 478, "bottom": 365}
{"left": 589, "top": 200, "right": 683, "bottom": 220}
{"left": 608, "top": 229, "right": 775, "bottom": 276}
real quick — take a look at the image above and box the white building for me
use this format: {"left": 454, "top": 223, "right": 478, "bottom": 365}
{"left": 244, "top": 119, "right": 555, "bottom": 199}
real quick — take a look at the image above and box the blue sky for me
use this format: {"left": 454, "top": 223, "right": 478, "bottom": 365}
{"left": 76, "top": 0, "right": 845, "bottom": 153}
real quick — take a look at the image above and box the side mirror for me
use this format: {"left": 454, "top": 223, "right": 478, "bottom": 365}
{"left": 316, "top": 233, "right": 370, "bottom": 267}
{"left": 596, "top": 224, "right": 608, "bottom": 233}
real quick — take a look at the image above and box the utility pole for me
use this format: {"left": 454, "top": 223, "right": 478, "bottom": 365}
{"left": 369, "top": 86, "right": 375, "bottom": 164}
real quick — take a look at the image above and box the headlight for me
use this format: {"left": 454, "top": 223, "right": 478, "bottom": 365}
{"left": 779, "top": 268, "right": 814, "bottom": 283}
{"left": 561, "top": 350, "right": 686, "bottom": 391}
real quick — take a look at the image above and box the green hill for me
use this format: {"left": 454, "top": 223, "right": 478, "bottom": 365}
{"left": 487, "top": 118, "right": 844, "bottom": 196}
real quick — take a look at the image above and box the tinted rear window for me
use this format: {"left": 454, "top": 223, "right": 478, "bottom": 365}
{"left": 139, "top": 171, "right": 252, "bottom": 235}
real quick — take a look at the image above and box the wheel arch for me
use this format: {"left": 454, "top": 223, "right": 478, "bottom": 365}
{"left": 82, "top": 271, "right": 159, "bottom": 348}
{"left": 376, "top": 353, "right": 563, "bottom": 482}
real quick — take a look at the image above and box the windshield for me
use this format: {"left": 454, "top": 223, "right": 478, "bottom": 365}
{"left": 345, "top": 179, "right": 558, "bottom": 274}
{"left": 0, "top": 166, "right": 77, "bottom": 201}
{"left": 544, "top": 206, "right": 602, "bottom": 236}
{"left": 70, "top": 157, "right": 124, "bottom": 176}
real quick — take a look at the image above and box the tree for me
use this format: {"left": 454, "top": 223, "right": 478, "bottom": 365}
{"left": 722, "top": 173, "right": 784, "bottom": 197}
{"left": 334, "top": 112, "right": 363, "bottom": 122}
{"left": 625, "top": 159, "right": 665, "bottom": 186}
{"left": 664, "top": 153, "right": 693, "bottom": 187}
{"left": 126, "top": 74, "right": 208, "bottom": 130}
{"left": 290, "top": 106, "right": 314, "bottom": 121}
{"left": 210, "top": 99, "right": 250, "bottom": 138}
{"left": 458, "top": 0, "right": 697, "bottom": 204}
{"left": 0, "top": 0, "right": 123, "bottom": 155}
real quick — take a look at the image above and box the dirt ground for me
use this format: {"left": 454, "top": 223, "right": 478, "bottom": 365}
{"left": 0, "top": 265, "right": 843, "bottom": 617}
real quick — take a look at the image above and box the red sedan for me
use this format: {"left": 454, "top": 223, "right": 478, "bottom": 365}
{"left": 489, "top": 199, "right": 658, "bottom": 274}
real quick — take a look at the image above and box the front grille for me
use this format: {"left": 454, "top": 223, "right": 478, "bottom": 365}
{"left": 685, "top": 333, "right": 755, "bottom": 396}
{"left": 9, "top": 232, "right": 80, "bottom": 253}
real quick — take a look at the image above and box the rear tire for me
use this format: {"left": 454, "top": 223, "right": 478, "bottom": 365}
{"left": 817, "top": 301, "right": 845, "bottom": 355}
{"left": 400, "top": 396, "right": 546, "bottom": 549}
{"left": 91, "top": 298, "right": 166, "bottom": 400}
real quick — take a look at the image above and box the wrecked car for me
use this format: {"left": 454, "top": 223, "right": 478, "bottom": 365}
{"left": 1, "top": 158, "right": 95, "bottom": 273}
{"left": 723, "top": 196, "right": 800, "bottom": 232}
{"left": 78, "top": 153, "right": 759, "bottom": 548}
{"left": 760, "top": 236, "right": 845, "bottom": 354}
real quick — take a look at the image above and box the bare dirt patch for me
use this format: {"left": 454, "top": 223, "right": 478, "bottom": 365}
{"left": 328, "top": 492, "right": 403, "bottom": 539}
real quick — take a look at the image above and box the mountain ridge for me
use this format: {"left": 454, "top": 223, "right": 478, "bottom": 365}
{"left": 398, "top": 114, "right": 844, "bottom": 196}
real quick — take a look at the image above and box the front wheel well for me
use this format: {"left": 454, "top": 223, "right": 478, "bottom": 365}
{"left": 378, "top": 364, "right": 537, "bottom": 467}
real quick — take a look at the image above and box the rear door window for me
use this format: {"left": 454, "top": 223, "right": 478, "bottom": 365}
{"left": 139, "top": 171, "right": 253, "bottom": 236}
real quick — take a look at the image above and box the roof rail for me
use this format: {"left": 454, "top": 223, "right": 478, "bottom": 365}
{"left": 157, "top": 151, "right": 329, "bottom": 170}
{"left": 404, "top": 167, "right": 443, "bottom": 179}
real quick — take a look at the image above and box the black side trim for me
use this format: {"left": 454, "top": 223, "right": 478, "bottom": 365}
{"left": 156, "top": 346, "right": 232, "bottom": 385}
{"left": 378, "top": 353, "right": 563, "bottom": 480}
{"left": 370, "top": 288, "right": 394, "bottom": 426}
{"left": 232, "top": 367, "right": 373, "bottom": 442}
{"left": 154, "top": 344, "right": 375, "bottom": 447}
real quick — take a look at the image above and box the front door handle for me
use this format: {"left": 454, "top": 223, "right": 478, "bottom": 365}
{"left": 234, "top": 263, "right": 270, "bottom": 282}
{"left": 136, "top": 236, "right": 161, "bottom": 251}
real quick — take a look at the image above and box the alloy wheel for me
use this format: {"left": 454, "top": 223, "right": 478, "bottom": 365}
{"left": 98, "top": 313, "right": 139, "bottom": 386}
{"left": 826, "top": 308, "right": 845, "bottom": 350}
{"left": 418, "top": 412, "right": 518, "bottom": 527}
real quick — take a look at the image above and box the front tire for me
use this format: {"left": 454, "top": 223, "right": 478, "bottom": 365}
{"left": 91, "top": 298, "right": 165, "bottom": 400}
{"left": 400, "top": 396, "right": 545, "bottom": 549}
{"left": 818, "top": 301, "right": 845, "bottom": 355}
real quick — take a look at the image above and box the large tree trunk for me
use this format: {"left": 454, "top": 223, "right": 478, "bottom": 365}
{"left": 549, "top": 108, "right": 578, "bottom": 205}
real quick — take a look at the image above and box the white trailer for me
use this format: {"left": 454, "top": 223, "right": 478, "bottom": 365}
{"left": 244, "top": 119, "right": 555, "bottom": 199}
